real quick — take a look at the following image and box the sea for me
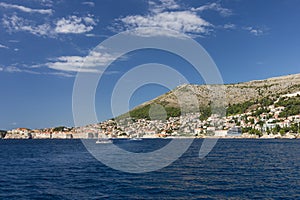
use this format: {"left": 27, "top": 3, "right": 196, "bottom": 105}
{"left": 0, "top": 139, "right": 299, "bottom": 199}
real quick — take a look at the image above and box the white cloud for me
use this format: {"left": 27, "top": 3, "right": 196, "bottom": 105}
{"left": 85, "top": 33, "right": 97, "bottom": 37}
{"left": 7, "top": 50, "right": 121, "bottom": 75}
{"left": 2, "top": 14, "right": 52, "bottom": 36}
{"left": 46, "top": 51, "right": 118, "bottom": 73}
{"left": 0, "top": 65, "right": 41, "bottom": 74}
{"left": 30, "top": 0, "right": 54, "bottom": 7}
{"left": 191, "top": 2, "right": 232, "bottom": 17}
{"left": 115, "top": 0, "right": 225, "bottom": 37}
{"left": 82, "top": 2, "right": 95, "bottom": 7}
{"left": 48, "top": 72, "right": 75, "bottom": 77}
{"left": 149, "top": 0, "right": 180, "bottom": 13}
{"left": 5, "top": 66, "right": 22, "bottom": 73}
{"left": 55, "top": 15, "right": 96, "bottom": 34}
{"left": 0, "top": 44, "right": 9, "bottom": 49}
{"left": 2, "top": 14, "right": 97, "bottom": 36}
{"left": 0, "top": 2, "right": 53, "bottom": 15}
{"left": 120, "top": 11, "right": 212, "bottom": 37}
{"left": 244, "top": 26, "right": 265, "bottom": 36}
{"left": 223, "top": 23, "right": 236, "bottom": 29}
{"left": 8, "top": 40, "right": 19, "bottom": 43}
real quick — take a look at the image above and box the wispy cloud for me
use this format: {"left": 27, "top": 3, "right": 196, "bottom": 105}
{"left": 0, "top": 65, "right": 76, "bottom": 77}
{"left": 2, "top": 14, "right": 52, "bottom": 36}
{"left": 114, "top": 1, "right": 272, "bottom": 39}
{"left": 191, "top": 2, "right": 233, "bottom": 17}
{"left": 115, "top": 0, "right": 217, "bottom": 38}
{"left": 85, "top": 33, "right": 96, "bottom": 37}
{"left": 47, "top": 72, "right": 75, "bottom": 78}
{"left": 223, "top": 23, "right": 236, "bottom": 29}
{"left": 149, "top": 0, "right": 180, "bottom": 13}
{"left": 0, "top": 2, "right": 53, "bottom": 15}
{"left": 0, "top": 65, "right": 40, "bottom": 74}
{"left": 55, "top": 15, "right": 96, "bottom": 34}
{"left": 2, "top": 14, "right": 97, "bottom": 36}
{"left": 46, "top": 51, "right": 118, "bottom": 73}
{"left": 120, "top": 11, "right": 212, "bottom": 37}
{"left": 5, "top": 66, "right": 22, "bottom": 73}
{"left": 30, "top": 0, "right": 54, "bottom": 7}
{"left": 244, "top": 26, "right": 267, "bottom": 36}
{"left": 82, "top": 2, "right": 95, "bottom": 7}
{"left": 8, "top": 40, "right": 19, "bottom": 43}
{"left": 0, "top": 64, "right": 41, "bottom": 74}
{"left": 6, "top": 64, "right": 75, "bottom": 77}
{"left": 0, "top": 44, "right": 9, "bottom": 49}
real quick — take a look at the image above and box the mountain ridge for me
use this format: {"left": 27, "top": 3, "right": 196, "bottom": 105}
{"left": 126, "top": 73, "right": 300, "bottom": 119}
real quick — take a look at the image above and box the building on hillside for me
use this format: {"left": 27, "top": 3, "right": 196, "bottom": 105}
{"left": 214, "top": 130, "right": 227, "bottom": 137}
{"left": 11, "top": 128, "right": 31, "bottom": 134}
{"left": 194, "top": 128, "right": 202, "bottom": 135}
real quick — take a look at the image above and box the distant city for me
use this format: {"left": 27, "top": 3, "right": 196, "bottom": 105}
{"left": 1, "top": 90, "right": 299, "bottom": 140}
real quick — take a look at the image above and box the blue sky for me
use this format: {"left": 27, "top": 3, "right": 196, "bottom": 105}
{"left": 0, "top": 0, "right": 300, "bottom": 130}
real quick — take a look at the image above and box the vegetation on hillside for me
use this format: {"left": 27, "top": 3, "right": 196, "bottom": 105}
{"left": 226, "top": 101, "right": 255, "bottom": 116}
{"left": 52, "top": 126, "right": 68, "bottom": 132}
{"left": 199, "top": 106, "right": 211, "bottom": 121}
{"left": 275, "top": 96, "right": 300, "bottom": 118}
{"left": 129, "top": 104, "right": 181, "bottom": 120}
{"left": 121, "top": 74, "right": 300, "bottom": 121}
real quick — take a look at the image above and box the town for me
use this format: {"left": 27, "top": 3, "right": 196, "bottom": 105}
{"left": 1, "top": 92, "right": 299, "bottom": 140}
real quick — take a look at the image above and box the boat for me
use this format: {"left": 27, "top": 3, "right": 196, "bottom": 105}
{"left": 96, "top": 139, "right": 112, "bottom": 144}
{"left": 130, "top": 132, "right": 142, "bottom": 141}
{"left": 227, "top": 126, "right": 242, "bottom": 136}
{"left": 130, "top": 137, "right": 142, "bottom": 141}
{"left": 96, "top": 130, "right": 112, "bottom": 144}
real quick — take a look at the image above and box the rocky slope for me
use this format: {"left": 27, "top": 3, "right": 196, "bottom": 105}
{"left": 127, "top": 73, "right": 300, "bottom": 118}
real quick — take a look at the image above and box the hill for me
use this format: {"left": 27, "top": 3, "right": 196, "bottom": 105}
{"left": 124, "top": 73, "right": 300, "bottom": 120}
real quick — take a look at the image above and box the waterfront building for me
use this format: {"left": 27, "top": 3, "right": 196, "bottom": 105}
{"left": 227, "top": 126, "right": 242, "bottom": 136}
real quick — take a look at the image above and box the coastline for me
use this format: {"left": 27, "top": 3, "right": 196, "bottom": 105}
{"left": 1, "top": 134, "right": 299, "bottom": 140}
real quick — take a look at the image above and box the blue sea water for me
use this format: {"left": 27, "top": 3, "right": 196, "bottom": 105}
{"left": 0, "top": 139, "right": 299, "bottom": 199}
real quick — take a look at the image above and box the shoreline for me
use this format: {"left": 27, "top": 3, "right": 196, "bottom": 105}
{"left": 1, "top": 136, "right": 299, "bottom": 140}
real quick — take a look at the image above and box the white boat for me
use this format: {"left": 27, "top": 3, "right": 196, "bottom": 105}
{"left": 130, "top": 137, "right": 142, "bottom": 141}
{"left": 130, "top": 132, "right": 142, "bottom": 141}
{"left": 96, "top": 130, "right": 112, "bottom": 144}
{"left": 96, "top": 139, "right": 112, "bottom": 144}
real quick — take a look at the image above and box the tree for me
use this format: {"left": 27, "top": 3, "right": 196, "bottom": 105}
{"left": 290, "top": 123, "right": 298, "bottom": 133}
{"left": 272, "top": 124, "right": 281, "bottom": 134}
{"left": 279, "top": 129, "right": 286, "bottom": 136}
{"left": 257, "top": 120, "right": 264, "bottom": 127}
{"left": 249, "top": 129, "right": 263, "bottom": 137}
{"left": 266, "top": 127, "right": 271, "bottom": 134}
{"left": 199, "top": 106, "right": 212, "bottom": 121}
{"left": 53, "top": 126, "right": 67, "bottom": 132}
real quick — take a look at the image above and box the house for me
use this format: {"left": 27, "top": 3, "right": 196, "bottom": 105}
{"left": 11, "top": 128, "right": 31, "bottom": 135}
{"left": 33, "top": 132, "right": 51, "bottom": 139}
{"left": 194, "top": 128, "right": 202, "bottom": 135}
{"left": 214, "top": 130, "right": 227, "bottom": 137}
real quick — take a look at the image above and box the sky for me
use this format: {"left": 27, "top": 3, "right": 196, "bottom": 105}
{"left": 0, "top": 0, "right": 300, "bottom": 130}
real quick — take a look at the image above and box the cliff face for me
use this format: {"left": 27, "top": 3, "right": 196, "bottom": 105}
{"left": 129, "top": 73, "right": 300, "bottom": 115}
